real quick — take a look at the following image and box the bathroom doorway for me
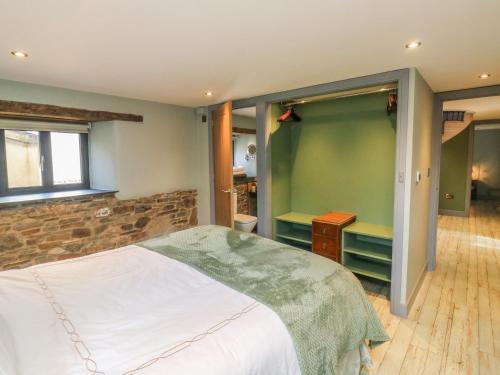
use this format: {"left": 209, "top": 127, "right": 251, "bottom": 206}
{"left": 232, "top": 106, "right": 258, "bottom": 233}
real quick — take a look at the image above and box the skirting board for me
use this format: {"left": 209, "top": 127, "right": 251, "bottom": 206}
{"left": 438, "top": 209, "right": 468, "bottom": 217}
{"left": 392, "top": 262, "right": 428, "bottom": 317}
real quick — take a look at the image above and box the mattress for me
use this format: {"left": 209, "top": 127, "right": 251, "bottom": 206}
{"left": 0, "top": 226, "right": 385, "bottom": 375}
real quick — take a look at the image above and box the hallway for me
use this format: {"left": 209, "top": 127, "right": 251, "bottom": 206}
{"left": 368, "top": 201, "right": 500, "bottom": 374}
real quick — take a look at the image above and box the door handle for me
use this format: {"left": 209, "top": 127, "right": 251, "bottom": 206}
{"left": 221, "top": 188, "right": 234, "bottom": 193}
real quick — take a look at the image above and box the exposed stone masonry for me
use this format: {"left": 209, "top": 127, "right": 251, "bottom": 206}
{"left": 235, "top": 183, "right": 249, "bottom": 215}
{"left": 0, "top": 190, "right": 197, "bottom": 270}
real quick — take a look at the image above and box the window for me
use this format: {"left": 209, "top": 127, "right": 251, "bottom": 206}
{"left": 0, "top": 129, "right": 89, "bottom": 196}
{"left": 50, "top": 132, "right": 83, "bottom": 185}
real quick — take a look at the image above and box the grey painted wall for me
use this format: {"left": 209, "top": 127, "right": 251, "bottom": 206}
{"left": 473, "top": 128, "right": 500, "bottom": 199}
{"left": 0, "top": 79, "right": 208, "bottom": 216}
{"left": 88, "top": 121, "right": 119, "bottom": 191}
{"left": 403, "top": 69, "right": 434, "bottom": 305}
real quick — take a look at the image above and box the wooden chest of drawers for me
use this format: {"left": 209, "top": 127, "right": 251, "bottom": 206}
{"left": 312, "top": 212, "right": 356, "bottom": 262}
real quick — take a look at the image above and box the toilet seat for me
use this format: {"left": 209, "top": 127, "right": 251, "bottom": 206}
{"left": 234, "top": 213, "right": 257, "bottom": 224}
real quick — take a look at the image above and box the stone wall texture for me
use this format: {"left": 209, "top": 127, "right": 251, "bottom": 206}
{"left": 0, "top": 190, "right": 197, "bottom": 270}
{"left": 235, "top": 183, "right": 249, "bottom": 215}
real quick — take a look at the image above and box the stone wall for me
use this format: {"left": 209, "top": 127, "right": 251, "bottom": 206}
{"left": 235, "top": 183, "right": 249, "bottom": 215}
{"left": 0, "top": 190, "right": 197, "bottom": 270}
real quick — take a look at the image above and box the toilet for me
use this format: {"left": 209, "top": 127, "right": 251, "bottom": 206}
{"left": 233, "top": 193, "right": 257, "bottom": 232}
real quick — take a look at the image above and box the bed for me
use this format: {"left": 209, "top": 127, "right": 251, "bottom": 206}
{"left": 0, "top": 225, "right": 388, "bottom": 375}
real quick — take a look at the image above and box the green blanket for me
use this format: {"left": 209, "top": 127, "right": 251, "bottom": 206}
{"left": 140, "top": 225, "right": 389, "bottom": 374}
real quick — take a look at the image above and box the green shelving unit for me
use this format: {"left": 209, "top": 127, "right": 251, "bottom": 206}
{"left": 342, "top": 222, "right": 393, "bottom": 283}
{"left": 274, "top": 212, "right": 316, "bottom": 251}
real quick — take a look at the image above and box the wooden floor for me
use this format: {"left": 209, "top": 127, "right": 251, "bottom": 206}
{"left": 367, "top": 200, "right": 500, "bottom": 375}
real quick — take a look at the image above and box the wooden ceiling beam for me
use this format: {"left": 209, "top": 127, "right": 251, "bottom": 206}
{"left": 0, "top": 100, "right": 143, "bottom": 124}
{"left": 232, "top": 126, "right": 256, "bottom": 135}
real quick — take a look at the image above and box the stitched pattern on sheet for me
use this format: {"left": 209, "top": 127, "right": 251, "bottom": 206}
{"left": 122, "top": 302, "right": 261, "bottom": 375}
{"left": 30, "top": 268, "right": 106, "bottom": 375}
{"left": 30, "top": 264, "right": 261, "bottom": 375}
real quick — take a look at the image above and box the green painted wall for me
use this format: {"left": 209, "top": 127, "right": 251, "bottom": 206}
{"left": 272, "top": 93, "right": 396, "bottom": 227}
{"left": 439, "top": 127, "right": 470, "bottom": 211}
{"left": 473, "top": 128, "right": 500, "bottom": 199}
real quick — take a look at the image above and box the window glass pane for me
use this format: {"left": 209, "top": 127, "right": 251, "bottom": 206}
{"left": 50, "top": 132, "right": 82, "bottom": 185}
{"left": 5, "top": 130, "right": 43, "bottom": 188}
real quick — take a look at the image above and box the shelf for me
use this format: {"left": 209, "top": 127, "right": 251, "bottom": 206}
{"left": 276, "top": 237, "right": 312, "bottom": 251}
{"left": 276, "top": 231, "right": 312, "bottom": 245}
{"left": 343, "top": 255, "right": 391, "bottom": 282}
{"left": 343, "top": 222, "right": 393, "bottom": 240}
{"left": 274, "top": 212, "right": 316, "bottom": 226}
{"left": 274, "top": 212, "right": 314, "bottom": 251}
{"left": 343, "top": 241, "right": 392, "bottom": 263}
{"left": 342, "top": 221, "right": 393, "bottom": 284}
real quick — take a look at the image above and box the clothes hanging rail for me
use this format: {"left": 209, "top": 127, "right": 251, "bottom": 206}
{"left": 280, "top": 86, "right": 397, "bottom": 107}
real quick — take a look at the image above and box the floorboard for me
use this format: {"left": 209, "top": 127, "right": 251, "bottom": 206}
{"left": 369, "top": 200, "right": 500, "bottom": 374}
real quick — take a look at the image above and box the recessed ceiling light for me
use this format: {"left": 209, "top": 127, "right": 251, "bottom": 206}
{"left": 11, "top": 50, "right": 28, "bottom": 58}
{"left": 205, "top": 91, "right": 213, "bottom": 97}
{"left": 405, "top": 41, "right": 422, "bottom": 49}
{"left": 478, "top": 73, "right": 491, "bottom": 79}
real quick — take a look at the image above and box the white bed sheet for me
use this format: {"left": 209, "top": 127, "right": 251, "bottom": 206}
{"left": 0, "top": 245, "right": 301, "bottom": 375}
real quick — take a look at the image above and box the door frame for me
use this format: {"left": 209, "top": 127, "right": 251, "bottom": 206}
{"left": 211, "top": 101, "right": 234, "bottom": 228}
{"left": 427, "top": 84, "right": 500, "bottom": 271}
{"left": 207, "top": 68, "right": 410, "bottom": 316}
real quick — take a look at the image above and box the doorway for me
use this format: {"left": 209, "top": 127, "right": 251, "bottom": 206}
{"left": 439, "top": 96, "right": 500, "bottom": 215}
{"left": 210, "top": 103, "right": 258, "bottom": 231}
{"left": 428, "top": 85, "right": 500, "bottom": 270}
{"left": 232, "top": 106, "right": 258, "bottom": 233}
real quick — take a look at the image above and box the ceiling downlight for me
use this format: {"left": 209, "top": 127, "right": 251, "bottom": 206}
{"left": 405, "top": 41, "right": 422, "bottom": 49}
{"left": 11, "top": 50, "right": 28, "bottom": 58}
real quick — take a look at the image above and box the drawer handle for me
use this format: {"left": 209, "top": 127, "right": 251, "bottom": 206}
{"left": 322, "top": 242, "right": 326, "bottom": 250}
{"left": 322, "top": 227, "right": 326, "bottom": 235}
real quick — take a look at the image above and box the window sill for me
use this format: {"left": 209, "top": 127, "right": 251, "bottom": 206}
{"left": 0, "top": 189, "right": 117, "bottom": 206}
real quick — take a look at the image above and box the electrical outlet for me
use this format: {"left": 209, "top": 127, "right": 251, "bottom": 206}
{"left": 444, "top": 193, "right": 454, "bottom": 199}
{"left": 95, "top": 207, "right": 112, "bottom": 218}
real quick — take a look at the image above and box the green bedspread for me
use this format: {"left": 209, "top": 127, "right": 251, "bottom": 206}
{"left": 140, "top": 225, "right": 389, "bottom": 375}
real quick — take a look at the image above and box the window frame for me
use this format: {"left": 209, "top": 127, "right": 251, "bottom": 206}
{"left": 0, "top": 129, "right": 90, "bottom": 197}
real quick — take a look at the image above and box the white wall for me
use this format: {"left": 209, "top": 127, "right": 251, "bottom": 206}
{"left": 0, "top": 79, "right": 208, "bottom": 219}
{"left": 401, "top": 69, "right": 434, "bottom": 307}
{"left": 233, "top": 133, "right": 257, "bottom": 177}
{"left": 232, "top": 114, "right": 257, "bottom": 177}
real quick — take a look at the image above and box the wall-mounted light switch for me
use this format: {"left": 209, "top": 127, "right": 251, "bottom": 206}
{"left": 416, "top": 171, "right": 422, "bottom": 184}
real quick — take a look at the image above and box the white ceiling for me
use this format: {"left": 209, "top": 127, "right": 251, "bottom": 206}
{"left": 233, "top": 107, "right": 257, "bottom": 118}
{"left": 1, "top": 1, "right": 500, "bottom": 107}
{"left": 444, "top": 96, "right": 500, "bottom": 121}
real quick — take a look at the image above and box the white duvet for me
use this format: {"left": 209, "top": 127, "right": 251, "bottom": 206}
{"left": 0, "top": 245, "right": 301, "bottom": 375}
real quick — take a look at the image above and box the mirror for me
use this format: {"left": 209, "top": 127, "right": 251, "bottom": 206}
{"left": 247, "top": 144, "right": 257, "bottom": 155}
{"left": 246, "top": 143, "right": 257, "bottom": 161}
